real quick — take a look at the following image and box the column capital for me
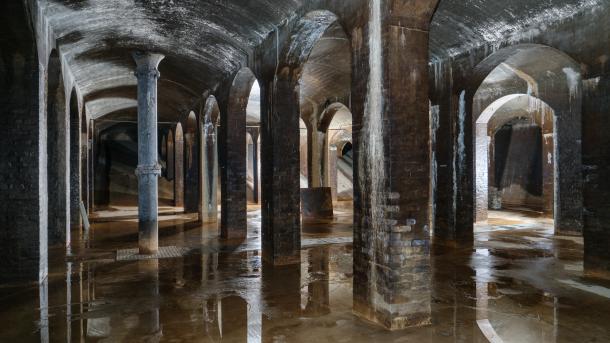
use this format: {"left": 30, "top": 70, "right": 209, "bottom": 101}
{"left": 132, "top": 51, "right": 165, "bottom": 79}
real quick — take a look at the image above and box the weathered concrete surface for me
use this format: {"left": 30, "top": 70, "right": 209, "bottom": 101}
{"left": 219, "top": 68, "right": 257, "bottom": 240}
{"left": 0, "top": 1, "right": 45, "bottom": 283}
{"left": 201, "top": 99, "right": 220, "bottom": 223}
{"left": 46, "top": 51, "right": 70, "bottom": 246}
{"left": 430, "top": 5, "right": 610, "bottom": 241}
{"left": 583, "top": 74, "right": 610, "bottom": 273}
{"left": 351, "top": 0, "right": 438, "bottom": 330}
{"left": 301, "top": 187, "right": 334, "bottom": 220}
{"left": 183, "top": 112, "right": 200, "bottom": 215}
{"left": 173, "top": 123, "right": 184, "bottom": 207}
{"left": 133, "top": 51, "right": 164, "bottom": 254}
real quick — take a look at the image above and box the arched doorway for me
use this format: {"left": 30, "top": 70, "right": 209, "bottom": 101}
{"left": 468, "top": 44, "right": 582, "bottom": 235}
{"left": 475, "top": 94, "right": 555, "bottom": 222}
{"left": 319, "top": 103, "right": 353, "bottom": 204}
{"left": 261, "top": 9, "right": 352, "bottom": 265}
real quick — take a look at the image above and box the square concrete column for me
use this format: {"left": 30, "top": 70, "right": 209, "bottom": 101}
{"left": 326, "top": 145, "right": 338, "bottom": 202}
{"left": 201, "top": 121, "right": 219, "bottom": 223}
{"left": 133, "top": 51, "right": 165, "bottom": 255}
{"left": 352, "top": 0, "right": 438, "bottom": 330}
{"left": 220, "top": 95, "right": 248, "bottom": 239}
{"left": 260, "top": 80, "right": 301, "bottom": 265}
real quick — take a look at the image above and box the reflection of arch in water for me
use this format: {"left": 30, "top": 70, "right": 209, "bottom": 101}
{"left": 476, "top": 94, "right": 555, "bottom": 217}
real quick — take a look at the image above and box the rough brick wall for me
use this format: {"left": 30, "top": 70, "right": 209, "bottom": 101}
{"left": 219, "top": 71, "right": 255, "bottom": 239}
{"left": 259, "top": 78, "right": 302, "bottom": 265}
{"left": 46, "top": 53, "right": 68, "bottom": 246}
{"left": 352, "top": 0, "right": 437, "bottom": 329}
{"left": 183, "top": 114, "right": 200, "bottom": 214}
{"left": 583, "top": 75, "right": 610, "bottom": 271}
{"left": 0, "top": 1, "right": 45, "bottom": 283}
{"left": 69, "top": 90, "right": 81, "bottom": 228}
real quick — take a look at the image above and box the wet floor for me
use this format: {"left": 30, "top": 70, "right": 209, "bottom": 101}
{"left": 1, "top": 207, "right": 610, "bottom": 342}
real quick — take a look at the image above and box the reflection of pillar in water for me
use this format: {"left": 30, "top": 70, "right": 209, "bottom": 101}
{"left": 304, "top": 247, "right": 330, "bottom": 316}
{"left": 175, "top": 222, "right": 185, "bottom": 288}
{"left": 66, "top": 262, "right": 72, "bottom": 343}
{"left": 138, "top": 259, "right": 161, "bottom": 339}
{"left": 40, "top": 277, "right": 49, "bottom": 343}
{"left": 79, "top": 263, "right": 85, "bottom": 342}
{"left": 202, "top": 297, "right": 222, "bottom": 340}
{"left": 261, "top": 264, "right": 301, "bottom": 341}
{"left": 245, "top": 250, "right": 263, "bottom": 341}
{"left": 221, "top": 296, "right": 248, "bottom": 341}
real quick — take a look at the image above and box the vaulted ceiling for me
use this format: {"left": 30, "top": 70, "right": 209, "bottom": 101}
{"left": 37, "top": 0, "right": 600, "bottom": 123}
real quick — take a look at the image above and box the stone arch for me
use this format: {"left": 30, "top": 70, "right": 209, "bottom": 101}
{"left": 475, "top": 94, "right": 555, "bottom": 220}
{"left": 47, "top": 49, "right": 70, "bottom": 246}
{"left": 219, "top": 67, "right": 258, "bottom": 239}
{"left": 323, "top": 103, "right": 353, "bottom": 201}
{"left": 260, "top": 9, "right": 351, "bottom": 265}
{"left": 318, "top": 102, "right": 351, "bottom": 133}
{"left": 465, "top": 44, "right": 583, "bottom": 235}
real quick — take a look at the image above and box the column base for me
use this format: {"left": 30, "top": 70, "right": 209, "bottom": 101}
{"left": 200, "top": 213, "right": 218, "bottom": 224}
{"left": 139, "top": 220, "right": 159, "bottom": 255}
{"left": 220, "top": 229, "right": 247, "bottom": 241}
{"left": 353, "top": 298, "right": 431, "bottom": 331}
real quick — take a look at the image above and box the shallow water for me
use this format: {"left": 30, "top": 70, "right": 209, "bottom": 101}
{"left": 1, "top": 208, "right": 609, "bottom": 342}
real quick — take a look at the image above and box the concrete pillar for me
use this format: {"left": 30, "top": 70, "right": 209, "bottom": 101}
{"left": 69, "top": 94, "right": 82, "bottom": 230}
{"left": 475, "top": 122, "right": 490, "bottom": 221}
{"left": 88, "top": 123, "right": 95, "bottom": 212}
{"left": 174, "top": 124, "right": 184, "bottom": 207}
{"left": 133, "top": 51, "right": 164, "bottom": 255}
{"left": 308, "top": 124, "right": 325, "bottom": 188}
{"left": 201, "top": 121, "right": 219, "bottom": 222}
{"left": 257, "top": 138, "right": 262, "bottom": 205}
{"left": 47, "top": 53, "right": 69, "bottom": 247}
{"left": 0, "top": 1, "right": 45, "bottom": 282}
{"left": 352, "top": 0, "right": 438, "bottom": 330}
{"left": 542, "top": 133, "right": 554, "bottom": 216}
{"left": 184, "top": 116, "right": 200, "bottom": 214}
{"left": 327, "top": 145, "right": 338, "bottom": 202}
{"left": 251, "top": 130, "right": 260, "bottom": 204}
{"left": 260, "top": 79, "right": 301, "bottom": 265}
{"left": 220, "top": 93, "right": 247, "bottom": 239}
